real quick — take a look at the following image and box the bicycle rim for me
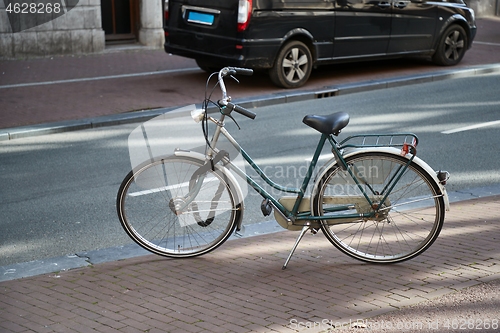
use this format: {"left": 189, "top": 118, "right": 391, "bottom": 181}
{"left": 314, "top": 152, "right": 445, "bottom": 263}
{"left": 117, "top": 156, "right": 239, "bottom": 258}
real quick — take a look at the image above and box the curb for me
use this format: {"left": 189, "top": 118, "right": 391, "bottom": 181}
{"left": 1, "top": 63, "right": 500, "bottom": 142}
{"left": 0, "top": 220, "right": 284, "bottom": 282}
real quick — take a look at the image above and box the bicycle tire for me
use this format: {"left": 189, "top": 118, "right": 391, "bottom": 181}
{"left": 117, "top": 155, "right": 240, "bottom": 258}
{"left": 312, "top": 151, "right": 445, "bottom": 263}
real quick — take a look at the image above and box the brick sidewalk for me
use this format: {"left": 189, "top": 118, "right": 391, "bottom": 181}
{"left": 1, "top": 195, "right": 499, "bottom": 333}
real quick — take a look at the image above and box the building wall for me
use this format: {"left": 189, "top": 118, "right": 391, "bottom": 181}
{"left": 469, "top": 0, "right": 498, "bottom": 17}
{"left": 0, "top": 0, "right": 164, "bottom": 59}
{"left": 0, "top": 0, "right": 496, "bottom": 59}
{"left": 138, "top": 0, "right": 164, "bottom": 49}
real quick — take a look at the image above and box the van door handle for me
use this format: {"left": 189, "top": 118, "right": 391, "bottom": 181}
{"left": 394, "top": 1, "right": 409, "bottom": 8}
{"left": 378, "top": 2, "right": 391, "bottom": 8}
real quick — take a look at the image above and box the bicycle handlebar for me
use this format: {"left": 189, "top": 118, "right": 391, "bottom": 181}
{"left": 217, "top": 67, "right": 257, "bottom": 120}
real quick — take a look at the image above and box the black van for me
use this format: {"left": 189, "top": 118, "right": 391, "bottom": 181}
{"left": 163, "top": 0, "right": 476, "bottom": 88}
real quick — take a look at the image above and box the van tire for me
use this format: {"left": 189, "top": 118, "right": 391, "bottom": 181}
{"left": 432, "top": 24, "right": 467, "bottom": 66}
{"left": 269, "top": 40, "right": 312, "bottom": 89}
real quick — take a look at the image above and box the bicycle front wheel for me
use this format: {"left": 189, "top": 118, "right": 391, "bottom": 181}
{"left": 117, "top": 155, "right": 241, "bottom": 258}
{"left": 313, "top": 152, "right": 445, "bottom": 263}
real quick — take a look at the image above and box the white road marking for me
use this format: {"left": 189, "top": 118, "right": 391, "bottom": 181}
{"left": 0, "top": 67, "right": 200, "bottom": 89}
{"left": 474, "top": 41, "right": 500, "bottom": 47}
{"left": 442, "top": 120, "right": 500, "bottom": 134}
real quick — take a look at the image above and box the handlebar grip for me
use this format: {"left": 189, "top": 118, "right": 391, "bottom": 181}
{"left": 226, "top": 102, "right": 256, "bottom": 120}
{"left": 233, "top": 67, "right": 253, "bottom": 76}
{"left": 223, "top": 67, "right": 254, "bottom": 77}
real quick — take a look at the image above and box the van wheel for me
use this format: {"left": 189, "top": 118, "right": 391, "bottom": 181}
{"left": 269, "top": 40, "right": 312, "bottom": 89}
{"left": 196, "top": 59, "right": 221, "bottom": 74}
{"left": 432, "top": 25, "right": 467, "bottom": 66}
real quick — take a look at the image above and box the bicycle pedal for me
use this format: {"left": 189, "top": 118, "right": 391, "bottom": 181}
{"left": 261, "top": 198, "right": 273, "bottom": 216}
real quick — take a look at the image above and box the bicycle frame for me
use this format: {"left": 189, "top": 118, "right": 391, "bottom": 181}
{"left": 197, "top": 112, "right": 419, "bottom": 227}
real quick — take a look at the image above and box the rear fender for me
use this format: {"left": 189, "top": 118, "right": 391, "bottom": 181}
{"left": 277, "top": 28, "right": 316, "bottom": 60}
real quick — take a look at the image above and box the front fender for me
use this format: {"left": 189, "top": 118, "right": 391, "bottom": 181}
{"left": 435, "top": 13, "right": 475, "bottom": 50}
{"left": 173, "top": 149, "right": 246, "bottom": 230}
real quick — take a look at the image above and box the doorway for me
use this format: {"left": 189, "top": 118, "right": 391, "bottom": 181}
{"left": 101, "top": 0, "right": 139, "bottom": 44}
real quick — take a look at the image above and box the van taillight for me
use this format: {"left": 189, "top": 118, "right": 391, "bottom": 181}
{"left": 237, "top": 0, "right": 252, "bottom": 32}
{"left": 164, "top": 0, "right": 169, "bottom": 21}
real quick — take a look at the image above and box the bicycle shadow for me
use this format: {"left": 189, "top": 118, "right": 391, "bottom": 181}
{"left": 78, "top": 195, "right": 500, "bottom": 332}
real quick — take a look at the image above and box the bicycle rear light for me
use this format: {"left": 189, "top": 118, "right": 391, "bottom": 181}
{"left": 401, "top": 138, "right": 417, "bottom": 156}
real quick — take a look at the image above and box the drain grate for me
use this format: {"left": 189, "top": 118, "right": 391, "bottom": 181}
{"left": 315, "top": 89, "right": 339, "bottom": 99}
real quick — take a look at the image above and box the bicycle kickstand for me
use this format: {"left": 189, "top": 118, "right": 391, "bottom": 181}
{"left": 282, "top": 226, "right": 313, "bottom": 270}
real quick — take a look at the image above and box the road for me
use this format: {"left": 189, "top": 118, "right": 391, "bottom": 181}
{"left": 1, "top": 72, "right": 499, "bottom": 267}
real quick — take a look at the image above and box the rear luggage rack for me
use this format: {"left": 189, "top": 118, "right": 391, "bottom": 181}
{"left": 338, "top": 133, "right": 419, "bottom": 153}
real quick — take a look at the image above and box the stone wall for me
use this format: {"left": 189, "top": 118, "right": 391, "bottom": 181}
{"left": 0, "top": 0, "right": 105, "bottom": 59}
{"left": 0, "top": 0, "right": 164, "bottom": 59}
{"left": 138, "top": 0, "right": 164, "bottom": 49}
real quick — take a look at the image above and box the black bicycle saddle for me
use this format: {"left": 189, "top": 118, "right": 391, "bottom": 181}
{"left": 302, "top": 112, "right": 350, "bottom": 136}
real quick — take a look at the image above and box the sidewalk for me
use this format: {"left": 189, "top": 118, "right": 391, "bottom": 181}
{"left": 1, "top": 17, "right": 500, "bottom": 333}
{"left": 1, "top": 195, "right": 499, "bottom": 332}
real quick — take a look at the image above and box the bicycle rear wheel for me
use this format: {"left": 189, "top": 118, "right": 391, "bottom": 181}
{"left": 313, "top": 152, "right": 445, "bottom": 263}
{"left": 117, "top": 155, "right": 240, "bottom": 258}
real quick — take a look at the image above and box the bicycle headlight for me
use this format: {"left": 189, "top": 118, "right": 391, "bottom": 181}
{"left": 191, "top": 108, "right": 205, "bottom": 123}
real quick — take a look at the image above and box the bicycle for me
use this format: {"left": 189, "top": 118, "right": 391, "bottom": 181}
{"left": 117, "top": 67, "right": 450, "bottom": 269}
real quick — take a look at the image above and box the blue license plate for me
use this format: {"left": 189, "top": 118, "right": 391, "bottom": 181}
{"left": 187, "top": 11, "right": 215, "bottom": 25}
